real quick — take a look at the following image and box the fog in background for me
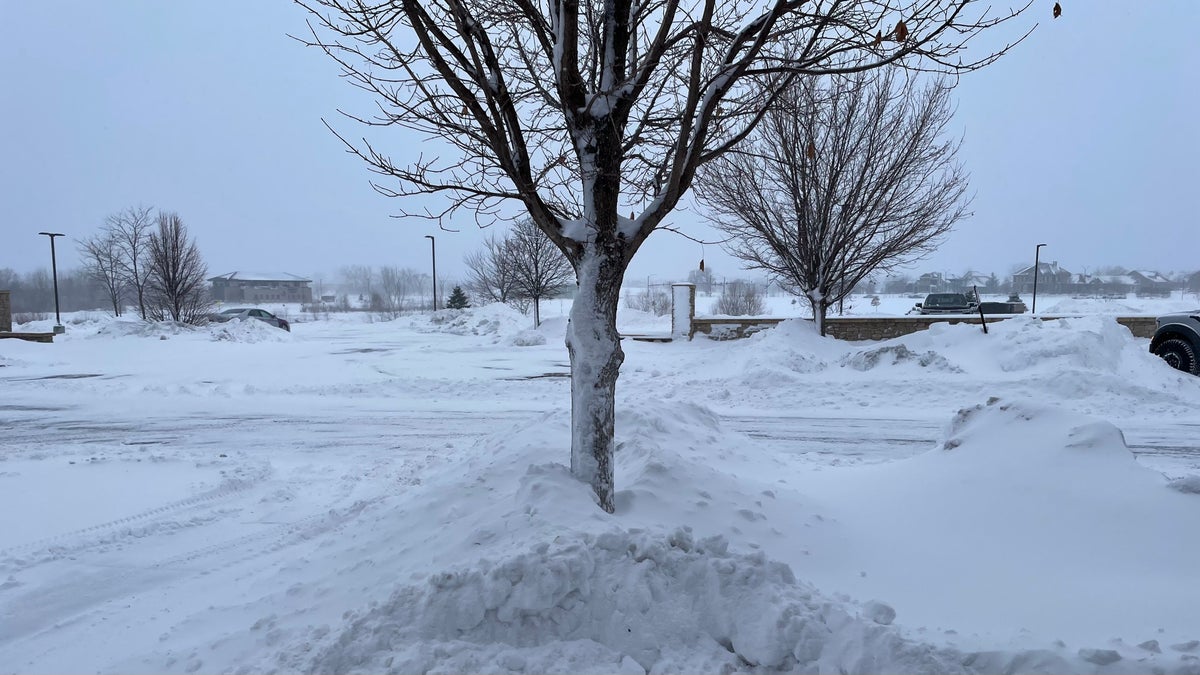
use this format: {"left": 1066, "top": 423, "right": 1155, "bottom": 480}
{"left": 2, "top": 2, "right": 1196, "bottom": 286}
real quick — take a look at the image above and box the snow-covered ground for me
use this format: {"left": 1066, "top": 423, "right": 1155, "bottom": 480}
{"left": 2, "top": 294, "right": 1200, "bottom": 674}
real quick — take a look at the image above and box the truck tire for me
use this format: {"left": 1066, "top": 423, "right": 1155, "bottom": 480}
{"left": 1154, "top": 337, "right": 1199, "bottom": 375}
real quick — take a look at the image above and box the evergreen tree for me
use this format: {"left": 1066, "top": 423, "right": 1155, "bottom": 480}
{"left": 446, "top": 286, "right": 470, "bottom": 309}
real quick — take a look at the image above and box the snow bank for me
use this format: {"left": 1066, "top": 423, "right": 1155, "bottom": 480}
{"left": 800, "top": 397, "right": 1200, "bottom": 655}
{"left": 86, "top": 317, "right": 292, "bottom": 343}
{"left": 92, "top": 318, "right": 202, "bottom": 339}
{"left": 307, "top": 527, "right": 979, "bottom": 674}
{"left": 631, "top": 315, "right": 1200, "bottom": 421}
{"left": 412, "top": 304, "right": 535, "bottom": 343}
{"left": 510, "top": 329, "right": 547, "bottom": 347}
{"left": 207, "top": 318, "right": 293, "bottom": 343}
{"left": 272, "top": 399, "right": 1200, "bottom": 674}
{"left": 293, "top": 400, "right": 957, "bottom": 674}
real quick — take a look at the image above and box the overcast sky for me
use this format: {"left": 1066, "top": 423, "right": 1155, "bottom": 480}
{"left": 2, "top": 2, "right": 1197, "bottom": 288}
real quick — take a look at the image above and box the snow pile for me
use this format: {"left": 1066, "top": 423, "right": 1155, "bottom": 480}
{"left": 207, "top": 318, "right": 293, "bottom": 343}
{"left": 842, "top": 343, "right": 962, "bottom": 372}
{"left": 1038, "top": 296, "right": 1150, "bottom": 316}
{"left": 988, "top": 315, "right": 1138, "bottom": 373}
{"left": 799, "top": 397, "right": 1200, "bottom": 657}
{"left": 277, "top": 399, "right": 1200, "bottom": 674}
{"left": 716, "top": 319, "right": 836, "bottom": 381}
{"left": 307, "top": 528, "right": 971, "bottom": 675}
{"left": 615, "top": 307, "right": 670, "bottom": 335}
{"left": 510, "top": 328, "right": 548, "bottom": 347}
{"left": 291, "top": 401, "right": 957, "bottom": 674}
{"left": 414, "top": 303, "right": 535, "bottom": 342}
{"left": 92, "top": 318, "right": 202, "bottom": 339}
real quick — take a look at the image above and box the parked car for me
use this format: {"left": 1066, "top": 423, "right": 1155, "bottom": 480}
{"left": 208, "top": 307, "right": 290, "bottom": 332}
{"left": 1150, "top": 311, "right": 1200, "bottom": 375}
{"left": 910, "top": 293, "right": 978, "bottom": 315}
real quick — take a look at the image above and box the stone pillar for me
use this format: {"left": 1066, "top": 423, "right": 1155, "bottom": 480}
{"left": 671, "top": 283, "right": 695, "bottom": 340}
{"left": 0, "top": 290, "right": 11, "bottom": 332}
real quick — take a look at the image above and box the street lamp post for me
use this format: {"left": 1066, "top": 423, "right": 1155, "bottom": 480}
{"left": 1032, "top": 243, "right": 1047, "bottom": 314}
{"left": 424, "top": 235, "right": 437, "bottom": 311}
{"left": 38, "top": 232, "right": 66, "bottom": 333}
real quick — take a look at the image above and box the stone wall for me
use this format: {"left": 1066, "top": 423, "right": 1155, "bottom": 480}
{"left": 677, "top": 286, "right": 1157, "bottom": 341}
{"left": 691, "top": 314, "right": 1158, "bottom": 341}
{"left": 0, "top": 290, "right": 11, "bottom": 333}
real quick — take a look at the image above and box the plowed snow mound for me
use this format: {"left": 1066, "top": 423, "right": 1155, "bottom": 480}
{"left": 412, "top": 303, "right": 534, "bottom": 342}
{"left": 842, "top": 344, "right": 962, "bottom": 372}
{"left": 307, "top": 528, "right": 973, "bottom": 674}
{"left": 92, "top": 319, "right": 203, "bottom": 339}
{"left": 207, "top": 318, "right": 293, "bottom": 343}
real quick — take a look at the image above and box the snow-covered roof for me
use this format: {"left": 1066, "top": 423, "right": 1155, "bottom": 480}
{"left": 1131, "top": 270, "right": 1173, "bottom": 284}
{"left": 209, "top": 272, "right": 311, "bottom": 282}
{"left": 1083, "top": 274, "right": 1137, "bottom": 285}
{"left": 1013, "top": 261, "right": 1071, "bottom": 277}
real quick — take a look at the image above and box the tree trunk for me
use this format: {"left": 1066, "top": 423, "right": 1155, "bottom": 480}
{"left": 565, "top": 249, "right": 625, "bottom": 513}
{"left": 812, "top": 298, "right": 828, "bottom": 337}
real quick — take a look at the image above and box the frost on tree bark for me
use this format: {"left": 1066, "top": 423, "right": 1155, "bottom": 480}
{"left": 297, "top": 0, "right": 1033, "bottom": 512}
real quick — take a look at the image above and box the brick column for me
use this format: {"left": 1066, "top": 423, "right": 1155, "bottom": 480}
{"left": 671, "top": 283, "right": 696, "bottom": 340}
{"left": 0, "top": 290, "right": 11, "bottom": 332}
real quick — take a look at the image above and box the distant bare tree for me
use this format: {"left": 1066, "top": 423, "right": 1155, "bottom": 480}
{"left": 147, "top": 212, "right": 211, "bottom": 324}
{"left": 508, "top": 219, "right": 573, "bottom": 327}
{"left": 377, "top": 266, "right": 427, "bottom": 317}
{"left": 464, "top": 233, "right": 520, "bottom": 305}
{"left": 697, "top": 70, "right": 969, "bottom": 335}
{"left": 78, "top": 231, "right": 124, "bottom": 316}
{"left": 623, "top": 288, "right": 671, "bottom": 316}
{"left": 108, "top": 205, "right": 156, "bottom": 320}
{"left": 339, "top": 265, "right": 375, "bottom": 302}
{"left": 712, "top": 280, "right": 765, "bottom": 316}
{"left": 688, "top": 267, "right": 716, "bottom": 296}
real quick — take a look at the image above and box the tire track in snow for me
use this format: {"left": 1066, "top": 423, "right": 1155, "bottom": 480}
{"left": 0, "top": 469, "right": 270, "bottom": 573}
{"left": 0, "top": 496, "right": 380, "bottom": 645}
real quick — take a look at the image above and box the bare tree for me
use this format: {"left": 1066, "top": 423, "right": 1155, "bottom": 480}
{"left": 298, "top": 0, "right": 1031, "bottom": 511}
{"left": 712, "top": 280, "right": 766, "bottom": 316}
{"left": 509, "top": 219, "right": 573, "bottom": 326}
{"left": 688, "top": 267, "right": 716, "bottom": 296}
{"left": 339, "top": 265, "right": 376, "bottom": 303}
{"left": 108, "top": 205, "right": 156, "bottom": 320}
{"left": 147, "top": 212, "right": 211, "bottom": 324}
{"left": 377, "top": 266, "right": 427, "bottom": 317}
{"left": 623, "top": 287, "right": 671, "bottom": 316}
{"left": 78, "top": 232, "right": 125, "bottom": 316}
{"left": 696, "top": 70, "right": 969, "bottom": 336}
{"left": 464, "top": 233, "right": 520, "bottom": 304}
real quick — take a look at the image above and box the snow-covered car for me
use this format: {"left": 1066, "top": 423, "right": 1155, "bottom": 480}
{"left": 1150, "top": 311, "right": 1200, "bottom": 375}
{"left": 910, "top": 293, "right": 978, "bottom": 315}
{"left": 208, "top": 307, "right": 291, "bottom": 332}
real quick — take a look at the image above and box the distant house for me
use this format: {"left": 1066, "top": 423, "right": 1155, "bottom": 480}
{"left": 1188, "top": 271, "right": 1200, "bottom": 294}
{"left": 915, "top": 272, "right": 952, "bottom": 293}
{"left": 1012, "top": 261, "right": 1072, "bottom": 295}
{"left": 952, "top": 272, "right": 993, "bottom": 294}
{"left": 1129, "top": 270, "right": 1174, "bottom": 297}
{"left": 209, "top": 272, "right": 313, "bottom": 304}
{"left": 1078, "top": 274, "right": 1135, "bottom": 297}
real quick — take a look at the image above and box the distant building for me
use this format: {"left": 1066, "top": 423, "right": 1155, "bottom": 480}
{"left": 1128, "top": 270, "right": 1174, "bottom": 297}
{"left": 1188, "top": 271, "right": 1200, "bottom": 294}
{"left": 952, "top": 272, "right": 993, "bottom": 294}
{"left": 1012, "top": 261, "right": 1072, "bottom": 295}
{"left": 209, "top": 272, "right": 313, "bottom": 304}
{"left": 915, "top": 272, "right": 952, "bottom": 293}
